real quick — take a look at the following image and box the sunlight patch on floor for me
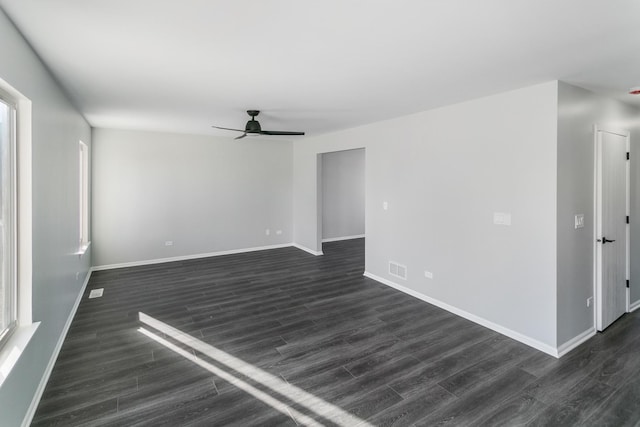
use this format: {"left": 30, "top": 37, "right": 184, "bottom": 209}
{"left": 138, "top": 312, "right": 372, "bottom": 426}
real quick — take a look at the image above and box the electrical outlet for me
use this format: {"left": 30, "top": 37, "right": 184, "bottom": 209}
{"left": 587, "top": 297, "right": 593, "bottom": 307}
{"left": 493, "top": 212, "right": 512, "bottom": 226}
{"left": 276, "top": 230, "right": 282, "bottom": 235}
{"left": 424, "top": 271, "right": 433, "bottom": 279}
{"left": 165, "top": 241, "right": 173, "bottom": 246}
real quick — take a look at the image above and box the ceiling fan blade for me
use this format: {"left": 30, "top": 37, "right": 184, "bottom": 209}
{"left": 234, "top": 133, "right": 248, "bottom": 140}
{"left": 212, "top": 125, "right": 245, "bottom": 132}
{"left": 259, "top": 130, "right": 305, "bottom": 136}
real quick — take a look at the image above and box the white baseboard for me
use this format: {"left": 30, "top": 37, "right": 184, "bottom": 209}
{"left": 291, "top": 243, "right": 323, "bottom": 256}
{"left": 629, "top": 299, "right": 640, "bottom": 313}
{"left": 92, "top": 243, "right": 295, "bottom": 271}
{"left": 21, "top": 269, "right": 93, "bottom": 427}
{"left": 557, "top": 327, "right": 596, "bottom": 358}
{"left": 322, "top": 234, "right": 365, "bottom": 243}
{"left": 363, "top": 271, "right": 560, "bottom": 358}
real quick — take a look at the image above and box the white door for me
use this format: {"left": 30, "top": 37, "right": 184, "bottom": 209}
{"left": 595, "top": 128, "right": 629, "bottom": 331}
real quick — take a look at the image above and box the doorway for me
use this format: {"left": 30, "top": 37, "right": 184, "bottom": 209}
{"left": 318, "top": 148, "right": 365, "bottom": 250}
{"left": 595, "top": 127, "right": 630, "bottom": 331}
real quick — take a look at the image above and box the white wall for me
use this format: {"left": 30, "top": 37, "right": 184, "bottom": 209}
{"left": 294, "top": 82, "right": 559, "bottom": 351}
{"left": 0, "top": 10, "right": 92, "bottom": 427}
{"left": 556, "top": 82, "right": 640, "bottom": 345}
{"left": 92, "top": 128, "right": 293, "bottom": 267}
{"left": 321, "top": 149, "right": 365, "bottom": 240}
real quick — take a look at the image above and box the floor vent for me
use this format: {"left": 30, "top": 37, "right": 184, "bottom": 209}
{"left": 89, "top": 288, "right": 104, "bottom": 299}
{"left": 389, "top": 261, "right": 407, "bottom": 280}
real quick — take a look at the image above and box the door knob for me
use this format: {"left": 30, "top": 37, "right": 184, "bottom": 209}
{"left": 602, "top": 237, "right": 616, "bottom": 244}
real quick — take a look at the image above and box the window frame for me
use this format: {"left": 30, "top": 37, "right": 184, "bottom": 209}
{"left": 78, "top": 140, "right": 89, "bottom": 250}
{"left": 0, "top": 95, "right": 17, "bottom": 348}
{"left": 0, "top": 77, "right": 36, "bottom": 389}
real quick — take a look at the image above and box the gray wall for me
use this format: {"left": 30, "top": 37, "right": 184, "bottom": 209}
{"left": 92, "top": 128, "right": 293, "bottom": 267}
{"left": 556, "top": 82, "right": 640, "bottom": 345}
{"left": 294, "top": 82, "right": 559, "bottom": 350}
{"left": 0, "top": 10, "right": 92, "bottom": 427}
{"left": 321, "top": 149, "right": 365, "bottom": 240}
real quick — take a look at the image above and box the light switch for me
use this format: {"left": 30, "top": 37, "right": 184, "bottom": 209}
{"left": 575, "top": 214, "right": 585, "bottom": 229}
{"left": 383, "top": 201, "right": 388, "bottom": 210}
{"left": 493, "top": 212, "right": 511, "bottom": 226}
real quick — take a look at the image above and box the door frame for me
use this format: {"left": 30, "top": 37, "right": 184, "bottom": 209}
{"left": 593, "top": 125, "right": 630, "bottom": 331}
{"left": 317, "top": 148, "right": 366, "bottom": 248}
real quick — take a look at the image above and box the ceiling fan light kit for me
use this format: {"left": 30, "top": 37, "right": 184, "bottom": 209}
{"left": 212, "top": 110, "right": 305, "bottom": 140}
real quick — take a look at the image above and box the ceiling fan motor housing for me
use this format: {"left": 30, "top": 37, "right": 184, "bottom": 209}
{"left": 244, "top": 110, "right": 262, "bottom": 133}
{"left": 245, "top": 119, "right": 262, "bottom": 133}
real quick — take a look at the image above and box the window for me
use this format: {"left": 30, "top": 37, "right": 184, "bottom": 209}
{"left": 0, "top": 97, "right": 16, "bottom": 346}
{"left": 0, "top": 79, "right": 35, "bottom": 387}
{"left": 79, "top": 141, "right": 89, "bottom": 249}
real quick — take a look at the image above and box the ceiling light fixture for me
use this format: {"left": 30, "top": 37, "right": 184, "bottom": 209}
{"left": 629, "top": 86, "right": 640, "bottom": 95}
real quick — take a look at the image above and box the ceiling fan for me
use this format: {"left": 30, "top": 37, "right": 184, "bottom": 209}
{"left": 212, "top": 110, "right": 305, "bottom": 140}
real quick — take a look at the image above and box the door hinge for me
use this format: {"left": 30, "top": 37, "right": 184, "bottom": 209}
{"left": 627, "top": 152, "right": 630, "bottom": 160}
{"left": 627, "top": 216, "right": 630, "bottom": 224}
{"left": 627, "top": 280, "right": 630, "bottom": 288}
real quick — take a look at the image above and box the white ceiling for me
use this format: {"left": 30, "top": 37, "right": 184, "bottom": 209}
{"left": 1, "top": 0, "right": 639, "bottom": 138}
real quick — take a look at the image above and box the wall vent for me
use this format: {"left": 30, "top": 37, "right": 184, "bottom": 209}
{"left": 389, "top": 261, "right": 407, "bottom": 280}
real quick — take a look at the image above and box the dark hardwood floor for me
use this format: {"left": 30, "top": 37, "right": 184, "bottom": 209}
{"left": 32, "top": 239, "right": 640, "bottom": 426}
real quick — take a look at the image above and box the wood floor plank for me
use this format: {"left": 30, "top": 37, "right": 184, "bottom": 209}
{"left": 473, "top": 393, "right": 548, "bottom": 426}
{"left": 31, "top": 397, "right": 118, "bottom": 427}
{"left": 413, "top": 367, "right": 537, "bottom": 426}
{"left": 364, "top": 384, "right": 456, "bottom": 427}
{"left": 437, "top": 338, "right": 537, "bottom": 397}
{"left": 526, "top": 376, "right": 615, "bottom": 426}
{"left": 388, "top": 340, "right": 495, "bottom": 399}
{"left": 31, "top": 238, "right": 640, "bottom": 426}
